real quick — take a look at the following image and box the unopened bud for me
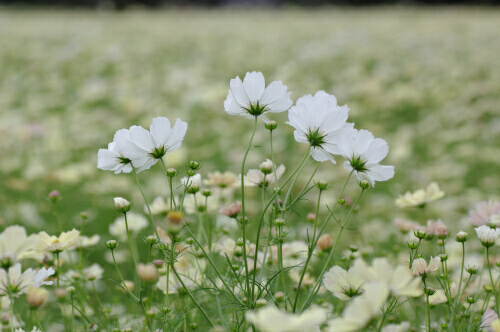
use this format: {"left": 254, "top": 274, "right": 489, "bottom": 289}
{"left": 137, "top": 263, "right": 158, "bottom": 283}
{"left": 259, "top": 160, "right": 274, "bottom": 175}
{"left": 48, "top": 190, "right": 61, "bottom": 202}
{"left": 317, "top": 180, "right": 328, "bottom": 191}
{"left": 264, "top": 121, "right": 278, "bottom": 131}
{"left": 359, "top": 180, "right": 370, "bottom": 189}
{"left": 274, "top": 218, "right": 286, "bottom": 227}
{"left": 256, "top": 299, "right": 267, "bottom": 308}
{"left": 438, "top": 254, "right": 448, "bottom": 262}
{"left": 202, "top": 189, "right": 213, "bottom": 197}
{"left": 317, "top": 234, "right": 332, "bottom": 251}
{"left": 145, "top": 235, "right": 159, "bottom": 245}
{"left": 188, "top": 161, "right": 201, "bottom": 170}
{"left": 114, "top": 197, "right": 131, "bottom": 213}
{"left": 456, "top": 231, "right": 469, "bottom": 243}
{"left": 66, "top": 286, "right": 76, "bottom": 295}
{"left": 106, "top": 240, "right": 118, "bottom": 249}
{"left": 414, "top": 229, "right": 427, "bottom": 240}
{"left": 27, "top": 287, "right": 49, "bottom": 308}
{"left": 186, "top": 169, "right": 196, "bottom": 177}
{"left": 466, "top": 266, "right": 478, "bottom": 275}
{"left": 274, "top": 291, "right": 285, "bottom": 302}
{"left": 166, "top": 168, "right": 177, "bottom": 177}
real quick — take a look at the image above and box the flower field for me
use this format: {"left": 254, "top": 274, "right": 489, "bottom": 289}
{"left": 1, "top": 8, "right": 500, "bottom": 332}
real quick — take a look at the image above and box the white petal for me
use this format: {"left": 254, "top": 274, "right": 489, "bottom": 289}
{"left": 311, "top": 147, "right": 336, "bottom": 164}
{"left": 165, "top": 119, "right": 188, "bottom": 152}
{"left": 364, "top": 138, "right": 389, "bottom": 164}
{"left": 224, "top": 90, "right": 245, "bottom": 116}
{"left": 242, "top": 71, "right": 265, "bottom": 102}
{"left": 260, "top": 81, "right": 292, "bottom": 113}
{"left": 128, "top": 126, "right": 154, "bottom": 152}
{"left": 229, "top": 76, "right": 250, "bottom": 106}
{"left": 150, "top": 117, "right": 171, "bottom": 147}
{"left": 97, "top": 149, "right": 119, "bottom": 171}
{"left": 366, "top": 164, "right": 395, "bottom": 184}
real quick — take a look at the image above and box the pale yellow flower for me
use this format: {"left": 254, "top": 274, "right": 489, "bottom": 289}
{"left": 395, "top": 182, "right": 445, "bottom": 208}
{"left": 37, "top": 229, "right": 80, "bottom": 253}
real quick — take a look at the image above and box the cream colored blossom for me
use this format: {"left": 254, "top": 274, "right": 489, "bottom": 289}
{"left": 323, "top": 265, "right": 363, "bottom": 300}
{"left": 0, "top": 264, "right": 54, "bottom": 296}
{"left": 395, "top": 182, "right": 445, "bottom": 208}
{"left": 37, "top": 229, "right": 80, "bottom": 253}
{"left": 327, "top": 282, "right": 389, "bottom": 332}
{"left": 243, "top": 160, "right": 285, "bottom": 187}
{"left": 411, "top": 257, "right": 440, "bottom": 277}
{"left": 246, "top": 305, "right": 327, "bottom": 332}
{"left": 354, "top": 258, "right": 422, "bottom": 297}
{"left": 0, "top": 225, "right": 42, "bottom": 266}
{"left": 75, "top": 234, "right": 100, "bottom": 248}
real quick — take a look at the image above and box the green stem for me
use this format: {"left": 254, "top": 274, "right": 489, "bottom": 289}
{"left": 449, "top": 242, "right": 465, "bottom": 330}
{"left": 292, "top": 189, "right": 322, "bottom": 312}
{"left": 171, "top": 263, "right": 215, "bottom": 327}
{"left": 423, "top": 279, "right": 431, "bottom": 332}
{"left": 53, "top": 202, "right": 63, "bottom": 233}
{"left": 133, "top": 168, "right": 162, "bottom": 241}
{"left": 486, "top": 247, "right": 499, "bottom": 315}
{"left": 205, "top": 196, "right": 212, "bottom": 253}
{"left": 301, "top": 187, "right": 364, "bottom": 312}
{"left": 240, "top": 116, "right": 259, "bottom": 305}
{"left": 33, "top": 310, "right": 45, "bottom": 332}
{"left": 111, "top": 249, "right": 139, "bottom": 302}
{"left": 123, "top": 212, "right": 138, "bottom": 269}
{"left": 56, "top": 252, "right": 60, "bottom": 288}
{"left": 71, "top": 294, "right": 76, "bottom": 332}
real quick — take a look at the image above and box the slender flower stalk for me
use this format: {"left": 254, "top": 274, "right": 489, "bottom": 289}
{"left": 486, "top": 247, "right": 499, "bottom": 314}
{"left": 240, "top": 116, "right": 259, "bottom": 304}
{"left": 301, "top": 186, "right": 364, "bottom": 312}
{"left": 449, "top": 242, "right": 465, "bottom": 330}
{"left": 123, "top": 212, "right": 138, "bottom": 269}
{"left": 423, "top": 279, "right": 431, "bottom": 332}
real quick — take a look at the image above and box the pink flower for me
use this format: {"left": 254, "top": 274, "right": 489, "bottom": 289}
{"left": 469, "top": 201, "right": 500, "bottom": 226}
{"left": 219, "top": 201, "right": 242, "bottom": 218}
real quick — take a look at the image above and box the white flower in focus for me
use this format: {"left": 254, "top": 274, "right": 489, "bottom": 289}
{"left": 244, "top": 161, "right": 285, "bottom": 187}
{"left": 475, "top": 225, "right": 500, "bottom": 248}
{"left": 109, "top": 212, "right": 148, "bottom": 241}
{"left": 123, "top": 117, "right": 188, "bottom": 173}
{"left": 326, "top": 282, "right": 389, "bottom": 332}
{"left": 37, "top": 229, "right": 80, "bottom": 253}
{"left": 287, "top": 91, "right": 352, "bottom": 163}
{"left": 395, "top": 182, "right": 445, "bottom": 208}
{"left": 323, "top": 265, "right": 364, "bottom": 300}
{"left": 353, "top": 258, "right": 422, "bottom": 297}
{"left": 0, "top": 264, "right": 54, "bottom": 296}
{"left": 0, "top": 225, "right": 42, "bottom": 267}
{"left": 339, "top": 129, "right": 395, "bottom": 186}
{"left": 411, "top": 257, "right": 440, "bottom": 277}
{"left": 469, "top": 201, "right": 500, "bottom": 226}
{"left": 224, "top": 72, "right": 292, "bottom": 122}
{"left": 245, "top": 305, "right": 327, "bottom": 332}
{"left": 97, "top": 129, "right": 133, "bottom": 174}
{"left": 114, "top": 197, "right": 131, "bottom": 212}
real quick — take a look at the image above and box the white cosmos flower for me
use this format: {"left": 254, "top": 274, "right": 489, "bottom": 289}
{"left": 224, "top": 71, "right": 292, "bottom": 122}
{"left": 339, "top": 128, "right": 395, "bottom": 186}
{"left": 243, "top": 162, "right": 285, "bottom": 187}
{"left": 287, "top": 91, "right": 353, "bottom": 163}
{"left": 381, "top": 322, "right": 411, "bottom": 332}
{"left": 0, "top": 264, "right": 54, "bottom": 296}
{"left": 246, "top": 305, "right": 327, "bottom": 332}
{"left": 36, "top": 229, "right": 80, "bottom": 253}
{"left": 181, "top": 173, "right": 202, "bottom": 192}
{"left": 74, "top": 234, "right": 100, "bottom": 249}
{"left": 395, "top": 182, "right": 445, "bottom": 208}
{"left": 122, "top": 117, "right": 188, "bottom": 173}
{"left": 97, "top": 129, "right": 133, "bottom": 174}
{"left": 0, "top": 225, "right": 42, "bottom": 266}
{"left": 323, "top": 265, "right": 364, "bottom": 300}
{"left": 475, "top": 225, "right": 500, "bottom": 248}
{"left": 83, "top": 263, "right": 104, "bottom": 281}
{"left": 411, "top": 257, "right": 440, "bottom": 277}
{"left": 326, "top": 282, "right": 389, "bottom": 332}
{"left": 353, "top": 258, "right": 422, "bottom": 297}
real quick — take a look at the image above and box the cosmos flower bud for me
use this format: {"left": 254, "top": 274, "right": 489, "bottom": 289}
{"left": 307, "top": 213, "right": 316, "bottom": 222}
{"left": 161, "top": 306, "right": 172, "bottom": 314}
{"left": 48, "top": 190, "right": 61, "bottom": 202}
{"left": 54, "top": 288, "right": 67, "bottom": 300}
{"left": 466, "top": 296, "right": 477, "bottom": 304}
{"left": 153, "top": 259, "right": 164, "bottom": 268}
{"left": 274, "top": 291, "right": 285, "bottom": 302}
{"left": 1, "top": 315, "right": 9, "bottom": 325}
{"left": 106, "top": 240, "right": 118, "bottom": 249}
{"left": 456, "top": 231, "right": 469, "bottom": 242}
{"left": 337, "top": 198, "right": 347, "bottom": 205}
{"left": 167, "top": 211, "right": 184, "bottom": 234}
{"left": 145, "top": 235, "right": 159, "bottom": 245}
{"left": 166, "top": 168, "right": 177, "bottom": 177}
{"left": 188, "top": 160, "right": 201, "bottom": 170}
{"left": 407, "top": 241, "right": 419, "bottom": 250}
{"left": 186, "top": 169, "right": 196, "bottom": 177}
{"left": 436, "top": 224, "right": 448, "bottom": 239}
{"left": 256, "top": 299, "right": 268, "bottom": 308}
{"left": 66, "top": 286, "right": 77, "bottom": 295}
{"left": 234, "top": 247, "right": 244, "bottom": 257}
{"left": 264, "top": 120, "right": 278, "bottom": 130}
{"left": 274, "top": 218, "right": 286, "bottom": 227}
{"left": 259, "top": 160, "right": 274, "bottom": 175}
{"left": 317, "top": 180, "right": 328, "bottom": 191}
{"left": 349, "top": 245, "right": 358, "bottom": 252}
{"left": 114, "top": 197, "right": 131, "bottom": 213}
{"left": 414, "top": 229, "right": 427, "bottom": 240}
{"left": 358, "top": 180, "right": 370, "bottom": 190}
{"left": 27, "top": 287, "right": 49, "bottom": 308}
{"left": 466, "top": 266, "right": 478, "bottom": 275}
{"left": 137, "top": 263, "right": 158, "bottom": 283}
{"left": 317, "top": 234, "right": 332, "bottom": 251}
{"left": 121, "top": 281, "right": 134, "bottom": 294}
{"left": 236, "top": 238, "right": 244, "bottom": 247}
{"left": 190, "top": 323, "right": 198, "bottom": 329}
{"left": 202, "top": 189, "right": 213, "bottom": 197}
{"left": 439, "top": 254, "right": 448, "bottom": 262}
{"left": 484, "top": 285, "right": 494, "bottom": 293}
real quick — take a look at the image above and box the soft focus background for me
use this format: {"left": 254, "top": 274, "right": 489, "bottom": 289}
{"left": 1, "top": 8, "right": 499, "bottom": 256}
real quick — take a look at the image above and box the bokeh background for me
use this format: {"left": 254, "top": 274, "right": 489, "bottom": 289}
{"left": 1, "top": 7, "right": 499, "bottom": 257}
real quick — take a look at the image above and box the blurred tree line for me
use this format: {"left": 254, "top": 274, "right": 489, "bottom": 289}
{"left": 1, "top": 0, "right": 498, "bottom": 10}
